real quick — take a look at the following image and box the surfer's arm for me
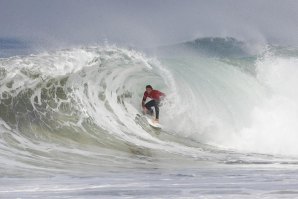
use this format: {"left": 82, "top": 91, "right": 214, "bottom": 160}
{"left": 159, "top": 91, "right": 166, "bottom": 100}
{"left": 141, "top": 92, "right": 147, "bottom": 107}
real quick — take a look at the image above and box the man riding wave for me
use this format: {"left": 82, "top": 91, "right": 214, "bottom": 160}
{"left": 141, "top": 85, "right": 165, "bottom": 123}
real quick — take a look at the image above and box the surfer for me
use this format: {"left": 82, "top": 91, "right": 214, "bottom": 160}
{"left": 141, "top": 85, "right": 165, "bottom": 123}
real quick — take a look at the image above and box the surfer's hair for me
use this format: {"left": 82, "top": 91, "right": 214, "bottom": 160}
{"left": 146, "top": 85, "right": 153, "bottom": 89}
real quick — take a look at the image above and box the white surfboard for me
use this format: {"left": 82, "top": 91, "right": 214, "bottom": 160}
{"left": 146, "top": 117, "right": 162, "bottom": 129}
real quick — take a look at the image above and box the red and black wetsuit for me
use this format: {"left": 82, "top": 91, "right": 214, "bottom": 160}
{"left": 142, "top": 90, "right": 165, "bottom": 119}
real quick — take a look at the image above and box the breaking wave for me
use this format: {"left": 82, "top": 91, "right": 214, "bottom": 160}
{"left": 1, "top": 40, "right": 298, "bottom": 174}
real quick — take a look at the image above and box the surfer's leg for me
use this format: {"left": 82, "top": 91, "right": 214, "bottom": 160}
{"left": 149, "top": 108, "right": 154, "bottom": 115}
{"left": 154, "top": 101, "right": 160, "bottom": 120}
{"left": 145, "top": 100, "right": 155, "bottom": 115}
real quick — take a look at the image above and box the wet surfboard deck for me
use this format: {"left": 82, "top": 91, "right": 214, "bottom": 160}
{"left": 145, "top": 117, "right": 162, "bottom": 129}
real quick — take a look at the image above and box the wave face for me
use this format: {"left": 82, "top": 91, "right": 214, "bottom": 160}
{"left": 1, "top": 41, "right": 298, "bottom": 174}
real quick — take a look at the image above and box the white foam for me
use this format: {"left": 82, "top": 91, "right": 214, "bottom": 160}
{"left": 229, "top": 53, "right": 298, "bottom": 156}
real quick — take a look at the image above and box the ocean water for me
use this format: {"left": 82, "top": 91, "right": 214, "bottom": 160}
{"left": 1, "top": 38, "right": 298, "bottom": 198}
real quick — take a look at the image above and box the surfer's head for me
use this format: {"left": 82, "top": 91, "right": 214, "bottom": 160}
{"left": 146, "top": 85, "right": 153, "bottom": 93}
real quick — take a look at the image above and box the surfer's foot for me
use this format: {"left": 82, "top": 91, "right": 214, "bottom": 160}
{"left": 153, "top": 119, "right": 159, "bottom": 123}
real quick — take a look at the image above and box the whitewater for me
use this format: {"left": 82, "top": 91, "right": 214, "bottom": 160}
{"left": 1, "top": 39, "right": 298, "bottom": 198}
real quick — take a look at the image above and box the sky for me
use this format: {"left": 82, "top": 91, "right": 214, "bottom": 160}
{"left": 0, "top": 0, "right": 298, "bottom": 48}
